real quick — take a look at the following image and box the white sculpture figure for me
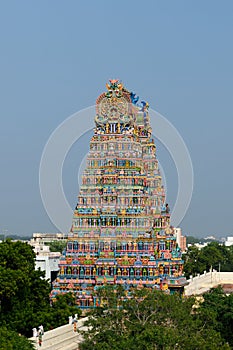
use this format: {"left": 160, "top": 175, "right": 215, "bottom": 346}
{"left": 32, "top": 328, "right": 38, "bottom": 337}
{"left": 38, "top": 325, "right": 44, "bottom": 335}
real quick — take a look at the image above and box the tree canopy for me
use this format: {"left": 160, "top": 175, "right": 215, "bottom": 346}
{"left": 199, "top": 286, "right": 233, "bottom": 347}
{"left": 185, "top": 236, "right": 219, "bottom": 245}
{"left": 0, "top": 327, "right": 35, "bottom": 350}
{"left": 79, "top": 286, "right": 230, "bottom": 350}
{"left": 0, "top": 239, "right": 81, "bottom": 346}
{"left": 45, "top": 240, "right": 67, "bottom": 253}
{"left": 0, "top": 239, "right": 51, "bottom": 336}
{"left": 183, "top": 242, "right": 233, "bottom": 278}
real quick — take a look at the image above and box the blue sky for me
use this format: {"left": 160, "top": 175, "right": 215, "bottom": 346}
{"left": 0, "top": 0, "right": 232, "bottom": 237}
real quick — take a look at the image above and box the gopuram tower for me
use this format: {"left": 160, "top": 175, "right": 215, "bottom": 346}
{"left": 51, "top": 80, "right": 187, "bottom": 308}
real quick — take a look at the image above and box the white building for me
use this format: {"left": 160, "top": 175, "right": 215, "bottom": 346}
{"left": 174, "top": 227, "right": 187, "bottom": 252}
{"left": 31, "top": 232, "right": 68, "bottom": 243}
{"left": 35, "top": 252, "right": 61, "bottom": 281}
{"left": 225, "top": 236, "right": 233, "bottom": 247}
{"left": 29, "top": 238, "right": 61, "bottom": 282}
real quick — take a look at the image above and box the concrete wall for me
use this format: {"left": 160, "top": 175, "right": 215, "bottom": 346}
{"left": 184, "top": 271, "right": 233, "bottom": 296}
{"left": 29, "top": 317, "right": 88, "bottom": 350}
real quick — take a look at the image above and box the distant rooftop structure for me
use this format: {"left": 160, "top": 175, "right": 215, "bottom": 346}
{"left": 31, "top": 232, "right": 68, "bottom": 243}
{"left": 190, "top": 242, "right": 209, "bottom": 249}
{"left": 225, "top": 236, "right": 233, "bottom": 247}
{"left": 204, "top": 235, "right": 217, "bottom": 240}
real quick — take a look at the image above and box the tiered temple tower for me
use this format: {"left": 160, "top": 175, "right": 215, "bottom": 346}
{"left": 51, "top": 80, "right": 187, "bottom": 308}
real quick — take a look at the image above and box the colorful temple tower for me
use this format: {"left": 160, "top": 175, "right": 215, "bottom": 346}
{"left": 51, "top": 80, "right": 187, "bottom": 308}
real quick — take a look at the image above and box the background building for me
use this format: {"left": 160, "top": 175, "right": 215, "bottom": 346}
{"left": 174, "top": 228, "right": 187, "bottom": 252}
{"left": 225, "top": 237, "right": 233, "bottom": 247}
{"left": 29, "top": 234, "right": 62, "bottom": 282}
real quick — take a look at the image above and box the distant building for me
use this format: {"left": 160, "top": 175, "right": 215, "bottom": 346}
{"left": 204, "top": 235, "right": 217, "bottom": 240}
{"left": 225, "top": 237, "right": 233, "bottom": 247}
{"left": 190, "top": 242, "right": 208, "bottom": 249}
{"left": 31, "top": 232, "right": 68, "bottom": 243}
{"left": 35, "top": 252, "right": 61, "bottom": 282}
{"left": 29, "top": 237, "right": 61, "bottom": 282}
{"left": 174, "top": 228, "right": 187, "bottom": 252}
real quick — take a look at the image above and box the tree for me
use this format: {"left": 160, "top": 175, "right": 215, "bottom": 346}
{"left": 39, "top": 293, "right": 82, "bottom": 331}
{"left": 0, "top": 327, "right": 34, "bottom": 350}
{"left": 45, "top": 240, "right": 67, "bottom": 253}
{"left": 0, "top": 239, "right": 81, "bottom": 338}
{"left": 79, "top": 286, "right": 229, "bottom": 350}
{"left": 0, "top": 239, "right": 52, "bottom": 336}
{"left": 182, "top": 245, "right": 200, "bottom": 278}
{"left": 199, "top": 242, "right": 224, "bottom": 272}
{"left": 183, "top": 242, "right": 233, "bottom": 278}
{"left": 200, "top": 286, "right": 233, "bottom": 347}
{"left": 185, "top": 236, "right": 200, "bottom": 245}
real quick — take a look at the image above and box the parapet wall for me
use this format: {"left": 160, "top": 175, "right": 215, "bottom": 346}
{"left": 29, "top": 317, "right": 88, "bottom": 350}
{"left": 184, "top": 271, "right": 233, "bottom": 296}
